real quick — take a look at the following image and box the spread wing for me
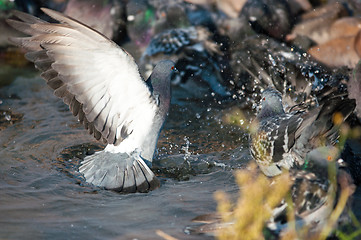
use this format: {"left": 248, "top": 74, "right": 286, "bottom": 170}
{"left": 7, "top": 8, "right": 157, "bottom": 146}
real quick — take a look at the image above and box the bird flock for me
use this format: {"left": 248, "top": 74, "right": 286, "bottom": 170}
{"left": 5, "top": 0, "right": 361, "bottom": 237}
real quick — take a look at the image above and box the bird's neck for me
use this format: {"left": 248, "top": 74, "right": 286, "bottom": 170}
{"left": 149, "top": 74, "right": 171, "bottom": 117}
{"left": 258, "top": 104, "right": 285, "bottom": 119}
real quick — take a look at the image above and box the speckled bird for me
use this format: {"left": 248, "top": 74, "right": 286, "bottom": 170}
{"left": 250, "top": 87, "right": 355, "bottom": 177}
{"left": 229, "top": 34, "right": 350, "bottom": 110}
{"left": 185, "top": 147, "right": 355, "bottom": 237}
{"left": 267, "top": 147, "right": 354, "bottom": 235}
{"left": 7, "top": 8, "right": 176, "bottom": 193}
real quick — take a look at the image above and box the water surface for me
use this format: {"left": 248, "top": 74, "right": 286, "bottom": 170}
{"left": 0, "top": 73, "right": 251, "bottom": 239}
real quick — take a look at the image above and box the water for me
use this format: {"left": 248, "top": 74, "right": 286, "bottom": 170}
{"left": 0, "top": 73, "right": 250, "bottom": 239}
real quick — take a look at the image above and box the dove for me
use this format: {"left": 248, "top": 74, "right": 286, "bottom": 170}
{"left": 7, "top": 8, "right": 176, "bottom": 193}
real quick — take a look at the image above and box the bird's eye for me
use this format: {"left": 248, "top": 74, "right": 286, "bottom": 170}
{"left": 327, "top": 155, "right": 332, "bottom": 161}
{"left": 171, "top": 66, "right": 175, "bottom": 70}
{"left": 263, "top": 97, "right": 266, "bottom": 101}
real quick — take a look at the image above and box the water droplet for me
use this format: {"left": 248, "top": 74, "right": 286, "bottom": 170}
{"left": 127, "top": 15, "right": 135, "bottom": 21}
{"left": 4, "top": 114, "right": 11, "bottom": 121}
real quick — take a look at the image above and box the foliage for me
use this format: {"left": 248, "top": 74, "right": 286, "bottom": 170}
{"left": 215, "top": 163, "right": 291, "bottom": 240}
{"left": 215, "top": 113, "right": 361, "bottom": 240}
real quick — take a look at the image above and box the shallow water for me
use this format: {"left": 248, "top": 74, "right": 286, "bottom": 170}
{"left": 0, "top": 72, "right": 251, "bottom": 239}
{"left": 1, "top": 51, "right": 361, "bottom": 239}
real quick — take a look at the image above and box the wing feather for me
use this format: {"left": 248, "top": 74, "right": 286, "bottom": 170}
{"left": 41, "top": 69, "right": 58, "bottom": 80}
{"left": 47, "top": 78, "right": 64, "bottom": 89}
{"left": 78, "top": 107, "right": 85, "bottom": 124}
{"left": 53, "top": 85, "right": 67, "bottom": 98}
{"left": 25, "top": 50, "right": 48, "bottom": 62}
{"left": 8, "top": 9, "right": 157, "bottom": 147}
{"left": 70, "top": 97, "right": 81, "bottom": 116}
{"left": 10, "top": 10, "right": 46, "bottom": 24}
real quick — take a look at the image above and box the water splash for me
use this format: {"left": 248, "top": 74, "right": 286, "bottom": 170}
{"left": 181, "top": 136, "right": 191, "bottom": 161}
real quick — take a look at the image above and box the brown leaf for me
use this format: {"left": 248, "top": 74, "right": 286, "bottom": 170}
{"left": 308, "top": 35, "right": 360, "bottom": 68}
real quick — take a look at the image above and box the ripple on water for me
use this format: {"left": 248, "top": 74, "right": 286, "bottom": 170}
{"left": 0, "top": 75, "right": 251, "bottom": 239}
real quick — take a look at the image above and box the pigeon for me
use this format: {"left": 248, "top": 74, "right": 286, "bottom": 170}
{"left": 267, "top": 147, "right": 354, "bottom": 236}
{"left": 250, "top": 87, "right": 355, "bottom": 177}
{"left": 229, "top": 34, "right": 350, "bottom": 110}
{"left": 185, "top": 147, "right": 355, "bottom": 237}
{"left": 126, "top": 0, "right": 217, "bottom": 50}
{"left": 7, "top": 8, "right": 176, "bottom": 193}
{"left": 241, "top": 0, "right": 293, "bottom": 40}
{"left": 185, "top": 146, "right": 355, "bottom": 236}
{"left": 140, "top": 26, "right": 231, "bottom": 98}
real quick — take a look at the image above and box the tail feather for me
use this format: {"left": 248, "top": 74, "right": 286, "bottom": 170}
{"left": 294, "top": 98, "right": 355, "bottom": 157}
{"left": 132, "top": 161, "right": 150, "bottom": 192}
{"left": 136, "top": 160, "right": 160, "bottom": 190}
{"left": 122, "top": 165, "right": 136, "bottom": 193}
{"left": 79, "top": 151, "right": 160, "bottom": 193}
{"left": 313, "top": 98, "right": 355, "bottom": 143}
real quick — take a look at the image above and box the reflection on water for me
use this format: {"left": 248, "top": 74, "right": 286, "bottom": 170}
{"left": 0, "top": 74, "right": 250, "bottom": 239}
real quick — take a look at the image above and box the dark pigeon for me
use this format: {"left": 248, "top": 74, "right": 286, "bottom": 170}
{"left": 241, "top": 0, "right": 292, "bottom": 40}
{"left": 250, "top": 87, "right": 355, "bottom": 177}
{"left": 140, "top": 26, "right": 231, "bottom": 98}
{"left": 7, "top": 8, "right": 175, "bottom": 193}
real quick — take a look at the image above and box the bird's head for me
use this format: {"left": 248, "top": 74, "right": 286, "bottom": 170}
{"left": 150, "top": 60, "right": 176, "bottom": 86}
{"left": 148, "top": 60, "right": 176, "bottom": 112}
{"left": 258, "top": 87, "right": 284, "bottom": 118}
